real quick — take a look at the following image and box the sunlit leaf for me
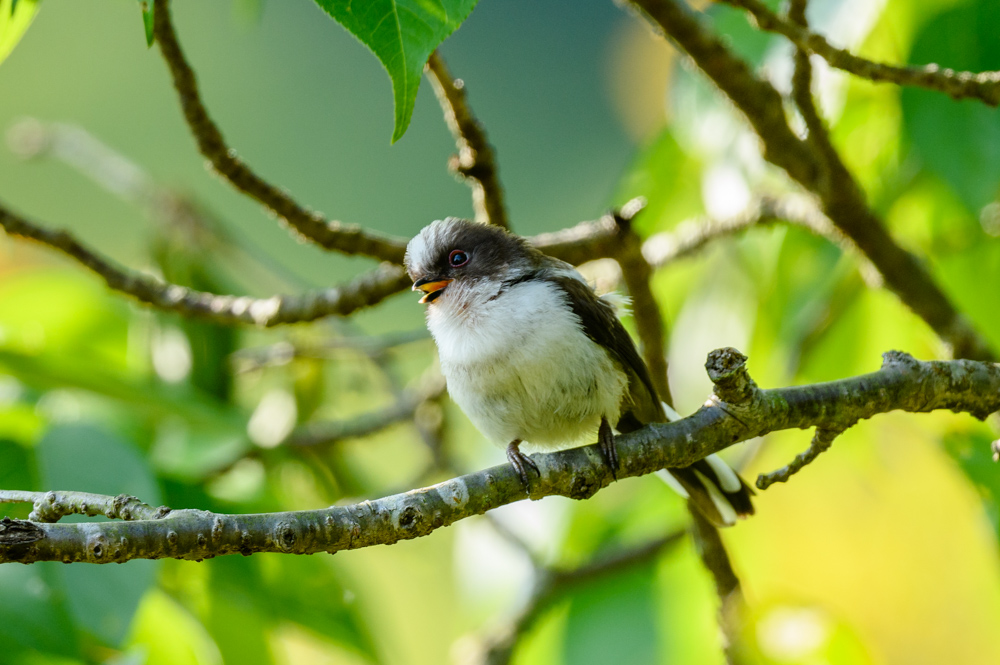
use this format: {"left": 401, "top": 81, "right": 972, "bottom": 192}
{"left": 902, "top": 1, "right": 1000, "bottom": 212}
{"left": 312, "top": 0, "right": 479, "bottom": 142}
{"left": 0, "top": 0, "right": 39, "bottom": 66}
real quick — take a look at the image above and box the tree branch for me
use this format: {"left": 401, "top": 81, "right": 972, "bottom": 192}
{"left": 2, "top": 349, "right": 997, "bottom": 564}
{"left": 756, "top": 427, "right": 840, "bottom": 489}
{"left": 613, "top": 202, "right": 672, "bottom": 404}
{"left": 425, "top": 52, "right": 510, "bottom": 230}
{"left": 151, "top": 0, "right": 409, "bottom": 263}
{"left": 689, "top": 511, "right": 748, "bottom": 665}
{"left": 626, "top": 0, "right": 994, "bottom": 361}
{"left": 467, "top": 530, "right": 686, "bottom": 665}
{"left": 0, "top": 201, "right": 409, "bottom": 325}
{"left": 721, "top": 0, "right": 1000, "bottom": 106}
{"left": 0, "top": 491, "right": 169, "bottom": 523}
{"left": 287, "top": 372, "right": 446, "bottom": 448}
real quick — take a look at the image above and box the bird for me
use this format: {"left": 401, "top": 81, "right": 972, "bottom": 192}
{"left": 404, "top": 217, "right": 754, "bottom": 527}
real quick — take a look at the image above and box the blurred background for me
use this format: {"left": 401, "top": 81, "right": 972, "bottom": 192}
{"left": 2, "top": 0, "right": 1000, "bottom": 663}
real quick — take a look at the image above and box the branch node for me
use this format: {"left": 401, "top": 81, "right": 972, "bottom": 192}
{"left": 705, "top": 348, "right": 757, "bottom": 405}
{"left": 881, "top": 349, "right": 920, "bottom": 371}
{"left": 756, "top": 427, "right": 842, "bottom": 489}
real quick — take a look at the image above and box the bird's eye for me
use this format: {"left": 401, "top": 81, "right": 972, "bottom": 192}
{"left": 449, "top": 249, "right": 469, "bottom": 267}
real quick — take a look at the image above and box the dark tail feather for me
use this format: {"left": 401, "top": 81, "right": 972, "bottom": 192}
{"left": 657, "top": 456, "right": 755, "bottom": 527}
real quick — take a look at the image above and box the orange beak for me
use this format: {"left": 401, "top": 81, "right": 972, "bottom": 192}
{"left": 412, "top": 277, "right": 452, "bottom": 304}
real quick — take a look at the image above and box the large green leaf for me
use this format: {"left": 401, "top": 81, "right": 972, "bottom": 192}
{"left": 0, "top": 0, "right": 39, "bottom": 65}
{"left": 901, "top": 1, "right": 1000, "bottom": 212}
{"left": 312, "top": 0, "right": 479, "bottom": 142}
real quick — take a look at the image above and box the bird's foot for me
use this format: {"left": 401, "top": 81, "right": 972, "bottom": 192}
{"left": 599, "top": 416, "right": 619, "bottom": 480}
{"left": 506, "top": 440, "right": 539, "bottom": 494}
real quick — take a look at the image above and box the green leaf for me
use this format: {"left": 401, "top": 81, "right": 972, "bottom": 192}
{"left": 943, "top": 430, "right": 1000, "bottom": 537}
{"left": 312, "top": 0, "right": 479, "bottom": 142}
{"left": 0, "top": 0, "right": 39, "bottom": 66}
{"left": 562, "top": 563, "right": 660, "bottom": 665}
{"left": 140, "top": 0, "right": 155, "bottom": 47}
{"left": 0, "top": 565, "right": 82, "bottom": 658}
{"left": 36, "top": 425, "right": 162, "bottom": 648}
{"left": 901, "top": 1, "right": 1000, "bottom": 212}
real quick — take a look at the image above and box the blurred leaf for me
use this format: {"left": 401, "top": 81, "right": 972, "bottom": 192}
{"left": 614, "top": 126, "right": 704, "bottom": 235}
{"left": 943, "top": 430, "right": 1000, "bottom": 536}
{"left": 562, "top": 563, "right": 659, "bottom": 665}
{"left": 0, "top": 347, "right": 243, "bottom": 429}
{"left": 232, "top": 0, "right": 264, "bottom": 24}
{"left": 128, "top": 590, "right": 222, "bottom": 665}
{"left": 0, "top": 0, "right": 39, "bottom": 65}
{"left": 0, "top": 564, "right": 82, "bottom": 659}
{"left": 902, "top": 1, "right": 1000, "bottom": 212}
{"left": 36, "top": 425, "right": 161, "bottom": 648}
{"left": 209, "top": 555, "right": 378, "bottom": 661}
{"left": 312, "top": 0, "right": 479, "bottom": 142}
{"left": 139, "top": 0, "right": 154, "bottom": 47}
{"left": 0, "top": 438, "right": 36, "bottom": 520}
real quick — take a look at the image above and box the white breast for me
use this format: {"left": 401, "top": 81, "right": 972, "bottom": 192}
{"left": 427, "top": 278, "right": 628, "bottom": 450}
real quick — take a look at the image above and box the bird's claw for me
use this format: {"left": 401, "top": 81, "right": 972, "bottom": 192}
{"left": 599, "top": 416, "right": 618, "bottom": 480}
{"left": 506, "top": 440, "right": 539, "bottom": 494}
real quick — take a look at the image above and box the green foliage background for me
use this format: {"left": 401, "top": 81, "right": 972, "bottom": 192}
{"left": 1, "top": 0, "right": 1000, "bottom": 663}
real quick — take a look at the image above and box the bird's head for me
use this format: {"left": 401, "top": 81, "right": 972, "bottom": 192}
{"left": 404, "top": 218, "right": 536, "bottom": 305}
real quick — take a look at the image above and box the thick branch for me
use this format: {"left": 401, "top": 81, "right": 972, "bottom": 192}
{"left": 722, "top": 0, "right": 1000, "bottom": 106}
{"left": 2, "top": 350, "right": 998, "bottom": 564}
{"left": 0, "top": 201, "right": 408, "bottom": 325}
{"left": 425, "top": 52, "right": 510, "bottom": 230}
{"left": 627, "top": 0, "right": 993, "bottom": 361}
{"left": 151, "top": 0, "right": 408, "bottom": 263}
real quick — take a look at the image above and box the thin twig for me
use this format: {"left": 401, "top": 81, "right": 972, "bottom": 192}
{"left": 0, "top": 490, "right": 169, "bottom": 523}
{"left": 756, "top": 427, "right": 841, "bottom": 489}
{"left": 151, "top": 0, "right": 408, "bottom": 262}
{"left": 426, "top": 52, "right": 510, "bottom": 230}
{"left": 613, "top": 205, "right": 672, "bottom": 404}
{"left": 689, "top": 511, "right": 748, "bottom": 665}
{"left": 231, "top": 328, "right": 429, "bottom": 373}
{"left": 287, "top": 372, "right": 446, "bottom": 448}
{"left": 470, "top": 531, "right": 687, "bottom": 665}
{"left": 786, "top": 0, "right": 840, "bottom": 184}
{"left": 0, "top": 200, "right": 409, "bottom": 325}
{"left": 721, "top": 0, "right": 1000, "bottom": 106}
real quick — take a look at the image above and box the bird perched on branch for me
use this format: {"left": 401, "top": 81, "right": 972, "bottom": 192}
{"left": 405, "top": 218, "right": 754, "bottom": 526}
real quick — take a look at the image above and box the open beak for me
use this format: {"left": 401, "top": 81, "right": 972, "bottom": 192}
{"left": 412, "top": 276, "right": 452, "bottom": 304}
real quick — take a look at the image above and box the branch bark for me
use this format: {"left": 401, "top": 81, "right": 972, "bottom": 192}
{"left": 3, "top": 349, "right": 997, "bottom": 564}
{"left": 425, "top": 52, "right": 510, "bottom": 230}
{"left": 151, "top": 0, "right": 409, "bottom": 262}
{"left": 722, "top": 0, "right": 1000, "bottom": 106}
{"left": 0, "top": 199, "right": 409, "bottom": 325}
{"left": 627, "top": 0, "right": 994, "bottom": 361}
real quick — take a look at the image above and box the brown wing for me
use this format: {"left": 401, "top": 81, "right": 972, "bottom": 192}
{"left": 543, "top": 271, "right": 666, "bottom": 427}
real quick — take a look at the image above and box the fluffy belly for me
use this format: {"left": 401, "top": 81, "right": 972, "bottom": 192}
{"left": 442, "top": 337, "right": 628, "bottom": 450}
